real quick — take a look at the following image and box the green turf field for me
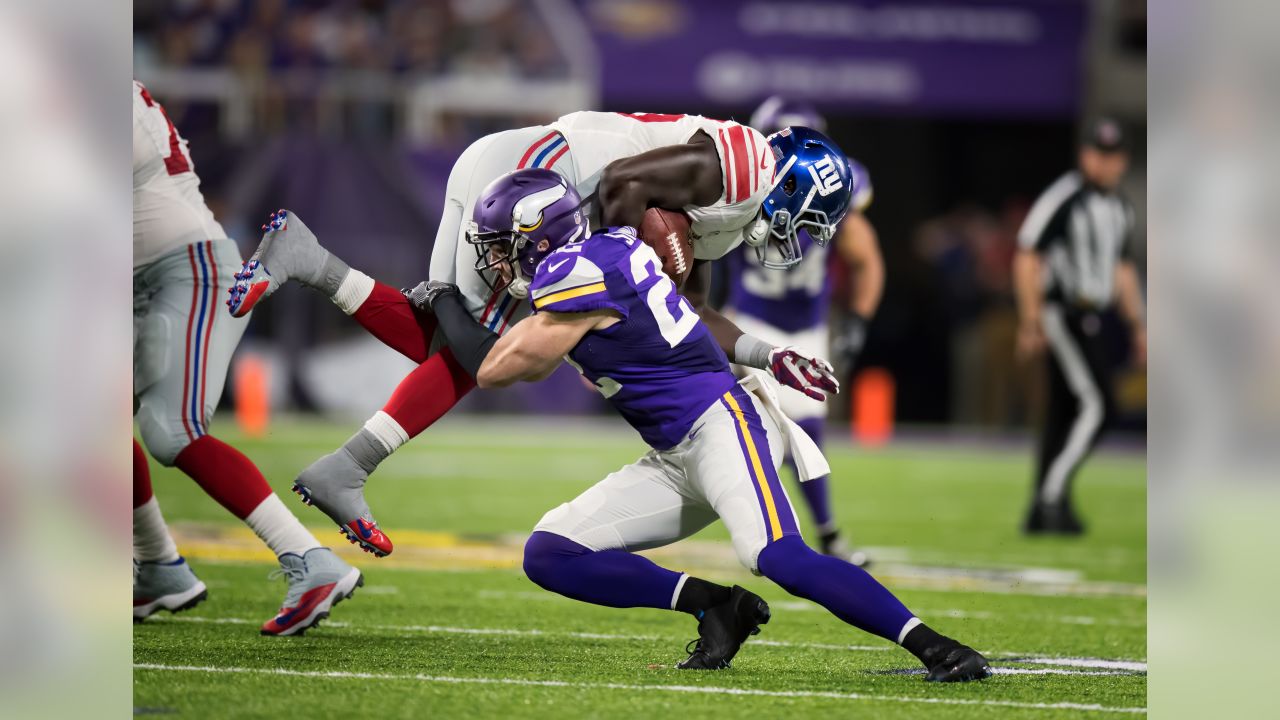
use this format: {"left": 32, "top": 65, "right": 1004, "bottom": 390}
{"left": 134, "top": 417, "right": 1146, "bottom": 718}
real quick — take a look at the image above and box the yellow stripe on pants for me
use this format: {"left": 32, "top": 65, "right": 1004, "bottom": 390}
{"left": 723, "top": 391, "right": 783, "bottom": 541}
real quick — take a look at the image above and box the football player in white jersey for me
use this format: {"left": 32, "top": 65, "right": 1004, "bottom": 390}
{"left": 132, "top": 81, "right": 361, "bottom": 635}
{"left": 224, "top": 112, "right": 854, "bottom": 556}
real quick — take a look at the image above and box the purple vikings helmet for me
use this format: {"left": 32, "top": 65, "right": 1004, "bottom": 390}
{"left": 750, "top": 95, "right": 828, "bottom": 136}
{"left": 466, "top": 168, "right": 589, "bottom": 298}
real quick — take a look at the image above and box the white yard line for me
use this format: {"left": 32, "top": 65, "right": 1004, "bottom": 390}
{"left": 133, "top": 663, "right": 1146, "bottom": 714}
{"left": 473, "top": 591, "right": 1146, "bottom": 627}
{"left": 148, "top": 615, "right": 1146, "bottom": 670}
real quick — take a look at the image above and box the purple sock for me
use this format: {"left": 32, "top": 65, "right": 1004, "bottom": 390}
{"left": 792, "top": 417, "right": 833, "bottom": 528}
{"left": 757, "top": 536, "right": 914, "bottom": 642}
{"left": 523, "top": 531, "right": 682, "bottom": 610}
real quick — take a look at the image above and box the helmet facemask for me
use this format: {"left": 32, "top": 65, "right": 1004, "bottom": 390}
{"left": 465, "top": 221, "right": 526, "bottom": 296}
{"left": 466, "top": 168, "right": 591, "bottom": 299}
{"left": 753, "top": 173, "right": 836, "bottom": 270}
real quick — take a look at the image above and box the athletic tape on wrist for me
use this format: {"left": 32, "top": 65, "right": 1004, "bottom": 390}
{"left": 734, "top": 333, "right": 774, "bottom": 370}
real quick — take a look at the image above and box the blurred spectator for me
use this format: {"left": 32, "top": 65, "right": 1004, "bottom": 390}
{"left": 134, "top": 0, "right": 569, "bottom": 80}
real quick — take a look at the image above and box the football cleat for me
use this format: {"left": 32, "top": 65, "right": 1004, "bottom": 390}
{"left": 677, "top": 585, "right": 771, "bottom": 670}
{"left": 226, "top": 209, "right": 348, "bottom": 318}
{"left": 1023, "top": 501, "right": 1086, "bottom": 536}
{"left": 133, "top": 557, "right": 208, "bottom": 622}
{"left": 819, "top": 529, "right": 871, "bottom": 568}
{"left": 292, "top": 448, "right": 393, "bottom": 557}
{"left": 260, "top": 548, "right": 363, "bottom": 636}
{"left": 923, "top": 644, "right": 993, "bottom": 683}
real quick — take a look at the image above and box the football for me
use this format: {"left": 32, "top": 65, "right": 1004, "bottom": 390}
{"left": 637, "top": 208, "right": 694, "bottom": 288}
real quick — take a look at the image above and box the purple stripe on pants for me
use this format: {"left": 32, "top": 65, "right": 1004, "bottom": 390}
{"left": 724, "top": 385, "right": 800, "bottom": 539}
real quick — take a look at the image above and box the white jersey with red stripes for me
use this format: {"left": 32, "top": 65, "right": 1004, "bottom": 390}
{"left": 548, "top": 111, "right": 776, "bottom": 261}
{"left": 133, "top": 80, "right": 227, "bottom": 269}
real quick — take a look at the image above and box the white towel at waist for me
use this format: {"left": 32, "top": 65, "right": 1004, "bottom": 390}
{"left": 738, "top": 374, "right": 831, "bottom": 482}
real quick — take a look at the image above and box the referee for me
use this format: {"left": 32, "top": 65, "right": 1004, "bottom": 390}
{"left": 1013, "top": 117, "right": 1147, "bottom": 534}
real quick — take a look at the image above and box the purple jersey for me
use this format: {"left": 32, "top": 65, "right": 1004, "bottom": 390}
{"left": 725, "top": 157, "right": 873, "bottom": 333}
{"left": 725, "top": 232, "right": 831, "bottom": 332}
{"left": 529, "top": 227, "right": 736, "bottom": 450}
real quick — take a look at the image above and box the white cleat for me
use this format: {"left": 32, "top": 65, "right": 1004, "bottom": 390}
{"left": 133, "top": 557, "right": 208, "bottom": 622}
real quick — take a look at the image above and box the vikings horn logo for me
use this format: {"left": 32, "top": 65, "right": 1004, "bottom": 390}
{"left": 512, "top": 184, "right": 568, "bottom": 232}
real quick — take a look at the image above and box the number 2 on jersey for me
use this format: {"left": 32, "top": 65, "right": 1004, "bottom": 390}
{"left": 629, "top": 244, "right": 698, "bottom": 347}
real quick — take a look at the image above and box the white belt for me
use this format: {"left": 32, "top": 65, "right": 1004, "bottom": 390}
{"left": 737, "top": 374, "right": 830, "bottom": 482}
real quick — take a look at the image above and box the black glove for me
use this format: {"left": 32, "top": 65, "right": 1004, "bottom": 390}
{"left": 404, "top": 280, "right": 460, "bottom": 312}
{"left": 404, "top": 280, "right": 498, "bottom": 378}
{"left": 832, "top": 312, "right": 868, "bottom": 368}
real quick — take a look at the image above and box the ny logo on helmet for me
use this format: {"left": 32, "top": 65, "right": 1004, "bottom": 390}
{"left": 808, "top": 154, "right": 843, "bottom": 197}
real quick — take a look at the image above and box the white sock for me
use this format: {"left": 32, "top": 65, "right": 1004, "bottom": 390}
{"left": 134, "top": 497, "right": 180, "bottom": 564}
{"left": 897, "top": 617, "right": 923, "bottom": 644}
{"left": 364, "top": 410, "right": 410, "bottom": 454}
{"left": 245, "top": 494, "right": 323, "bottom": 557}
{"left": 669, "top": 573, "right": 690, "bottom": 610}
{"left": 331, "top": 269, "right": 375, "bottom": 315}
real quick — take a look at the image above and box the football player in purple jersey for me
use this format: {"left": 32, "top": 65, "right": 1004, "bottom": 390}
{"left": 413, "top": 168, "right": 990, "bottom": 680}
{"left": 227, "top": 114, "right": 850, "bottom": 558}
{"left": 724, "top": 97, "right": 885, "bottom": 564}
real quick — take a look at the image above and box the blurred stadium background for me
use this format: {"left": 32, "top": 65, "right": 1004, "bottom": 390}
{"left": 132, "top": 0, "right": 1147, "bottom": 439}
{"left": 128, "top": 2, "right": 1150, "bottom": 715}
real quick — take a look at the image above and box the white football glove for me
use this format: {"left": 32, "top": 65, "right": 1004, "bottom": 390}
{"left": 768, "top": 346, "right": 841, "bottom": 401}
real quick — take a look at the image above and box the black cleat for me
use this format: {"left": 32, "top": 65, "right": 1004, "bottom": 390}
{"left": 924, "top": 644, "right": 993, "bottom": 682}
{"left": 676, "top": 585, "right": 770, "bottom": 670}
{"left": 1023, "top": 501, "right": 1085, "bottom": 535}
{"left": 819, "top": 529, "right": 871, "bottom": 567}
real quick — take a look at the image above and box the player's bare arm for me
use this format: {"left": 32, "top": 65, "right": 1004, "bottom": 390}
{"left": 682, "top": 259, "right": 746, "bottom": 351}
{"left": 1013, "top": 248, "right": 1046, "bottom": 361}
{"left": 832, "top": 212, "right": 884, "bottom": 366}
{"left": 836, "top": 213, "right": 884, "bottom": 319}
{"left": 477, "top": 310, "right": 620, "bottom": 388}
{"left": 681, "top": 258, "right": 839, "bottom": 402}
{"left": 597, "top": 133, "right": 723, "bottom": 229}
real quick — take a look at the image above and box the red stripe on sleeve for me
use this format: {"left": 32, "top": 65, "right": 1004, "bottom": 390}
{"left": 746, "top": 129, "right": 761, "bottom": 195}
{"left": 478, "top": 289, "right": 503, "bottom": 324}
{"left": 497, "top": 301, "right": 523, "bottom": 335}
{"left": 717, "top": 129, "right": 735, "bottom": 204}
{"left": 517, "top": 131, "right": 559, "bottom": 169}
{"left": 544, "top": 143, "right": 569, "bottom": 170}
{"left": 727, "top": 125, "right": 751, "bottom": 203}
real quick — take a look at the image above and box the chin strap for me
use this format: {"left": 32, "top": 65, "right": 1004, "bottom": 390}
{"left": 506, "top": 276, "right": 530, "bottom": 299}
{"left": 744, "top": 218, "right": 769, "bottom": 248}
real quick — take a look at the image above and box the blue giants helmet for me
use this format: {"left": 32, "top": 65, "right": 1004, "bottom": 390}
{"left": 466, "top": 168, "right": 589, "bottom": 298}
{"left": 749, "top": 127, "right": 854, "bottom": 270}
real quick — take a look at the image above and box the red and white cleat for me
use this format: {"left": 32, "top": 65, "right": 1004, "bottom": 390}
{"left": 291, "top": 446, "right": 394, "bottom": 558}
{"left": 260, "top": 548, "right": 363, "bottom": 637}
{"left": 226, "top": 209, "right": 348, "bottom": 318}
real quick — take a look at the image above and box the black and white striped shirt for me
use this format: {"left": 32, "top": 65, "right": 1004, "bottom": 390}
{"left": 1018, "top": 171, "right": 1136, "bottom": 308}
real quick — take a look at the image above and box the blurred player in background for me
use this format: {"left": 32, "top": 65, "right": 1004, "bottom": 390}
{"left": 1013, "top": 117, "right": 1146, "bottom": 534}
{"left": 724, "top": 97, "right": 885, "bottom": 564}
{"left": 227, "top": 112, "right": 851, "bottom": 556}
{"left": 132, "top": 81, "right": 361, "bottom": 634}
{"left": 413, "top": 168, "right": 990, "bottom": 681}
